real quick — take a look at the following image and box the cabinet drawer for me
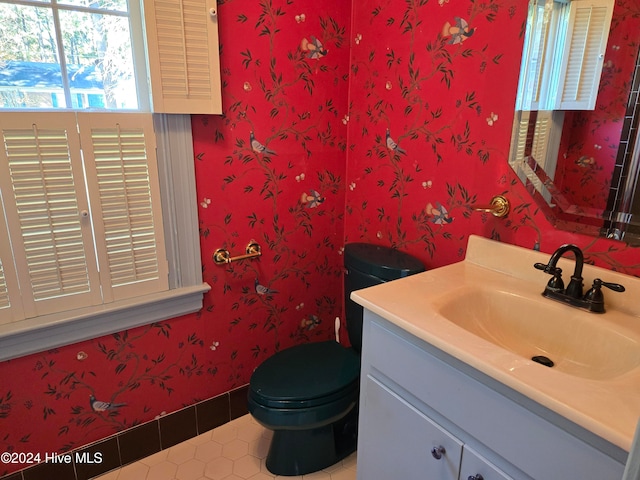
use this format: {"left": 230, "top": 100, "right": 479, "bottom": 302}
{"left": 461, "top": 446, "right": 513, "bottom": 480}
{"left": 363, "top": 314, "right": 625, "bottom": 480}
{"left": 358, "top": 375, "right": 462, "bottom": 480}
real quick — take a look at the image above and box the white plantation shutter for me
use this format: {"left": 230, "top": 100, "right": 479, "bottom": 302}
{"left": 78, "top": 113, "right": 168, "bottom": 302}
{"left": 0, "top": 197, "right": 24, "bottom": 324}
{"left": 0, "top": 112, "right": 168, "bottom": 324}
{"left": 0, "top": 113, "right": 102, "bottom": 318}
{"left": 0, "top": 258, "right": 15, "bottom": 324}
{"left": 531, "top": 110, "right": 563, "bottom": 180}
{"left": 511, "top": 110, "right": 533, "bottom": 163}
{"left": 511, "top": 111, "right": 545, "bottom": 194}
{"left": 553, "top": 0, "right": 614, "bottom": 110}
{"left": 143, "top": 0, "right": 222, "bottom": 114}
{"left": 0, "top": 112, "right": 204, "bottom": 358}
{"left": 0, "top": 264, "right": 8, "bottom": 311}
{"left": 510, "top": 110, "right": 564, "bottom": 203}
{"left": 531, "top": 111, "right": 552, "bottom": 167}
{"left": 511, "top": 110, "right": 555, "bottom": 167}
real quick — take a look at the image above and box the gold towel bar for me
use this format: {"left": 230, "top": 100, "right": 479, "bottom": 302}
{"left": 214, "top": 241, "right": 262, "bottom": 265}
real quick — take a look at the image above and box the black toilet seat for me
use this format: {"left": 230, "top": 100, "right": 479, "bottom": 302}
{"left": 249, "top": 341, "right": 360, "bottom": 409}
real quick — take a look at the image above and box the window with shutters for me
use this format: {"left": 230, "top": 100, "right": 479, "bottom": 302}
{"left": 0, "top": 111, "right": 168, "bottom": 321}
{"left": 0, "top": 0, "right": 220, "bottom": 360}
{"left": 0, "top": 0, "right": 221, "bottom": 113}
{"left": 516, "top": 0, "right": 614, "bottom": 112}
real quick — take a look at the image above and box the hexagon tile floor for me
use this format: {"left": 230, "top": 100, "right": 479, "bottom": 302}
{"left": 94, "top": 414, "right": 357, "bottom": 480}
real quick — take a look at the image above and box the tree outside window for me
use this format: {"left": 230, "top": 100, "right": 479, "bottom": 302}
{"left": 0, "top": 0, "right": 138, "bottom": 110}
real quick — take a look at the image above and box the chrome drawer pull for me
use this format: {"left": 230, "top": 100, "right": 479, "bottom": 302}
{"left": 431, "top": 446, "right": 446, "bottom": 460}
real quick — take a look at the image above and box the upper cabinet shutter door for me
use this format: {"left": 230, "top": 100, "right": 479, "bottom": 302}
{"left": 0, "top": 113, "right": 102, "bottom": 318}
{"left": 143, "top": 0, "right": 222, "bottom": 114}
{"left": 77, "top": 113, "right": 169, "bottom": 303}
{"left": 554, "top": 0, "right": 614, "bottom": 110}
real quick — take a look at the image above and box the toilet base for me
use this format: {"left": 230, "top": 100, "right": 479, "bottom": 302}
{"left": 265, "top": 407, "right": 358, "bottom": 476}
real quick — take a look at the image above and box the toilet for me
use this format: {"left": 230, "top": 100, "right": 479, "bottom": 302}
{"left": 247, "top": 243, "right": 425, "bottom": 476}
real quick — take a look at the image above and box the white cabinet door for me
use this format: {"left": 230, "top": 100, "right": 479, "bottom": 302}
{"left": 460, "top": 446, "right": 515, "bottom": 480}
{"left": 357, "top": 375, "right": 463, "bottom": 480}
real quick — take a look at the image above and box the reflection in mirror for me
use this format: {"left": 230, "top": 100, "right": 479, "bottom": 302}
{"left": 509, "top": 0, "right": 640, "bottom": 244}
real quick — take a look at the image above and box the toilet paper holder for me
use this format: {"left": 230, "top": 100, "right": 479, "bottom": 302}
{"left": 214, "top": 241, "right": 262, "bottom": 265}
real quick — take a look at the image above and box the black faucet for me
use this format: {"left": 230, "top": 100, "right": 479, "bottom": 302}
{"left": 534, "top": 243, "right": 625, "bottom": 313}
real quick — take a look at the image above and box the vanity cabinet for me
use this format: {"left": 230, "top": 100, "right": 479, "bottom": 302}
{"left": 359, "top": 376, "right": 511, "bottom": 480}
{"left": 359, "top": 376, "right": 463, "bottom": 479}
{"left": 357, "top": 311, "right": 627, "bottom": 480}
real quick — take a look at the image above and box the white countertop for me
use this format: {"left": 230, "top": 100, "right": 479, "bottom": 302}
{"left": 351, "top": 235, "right": 640, "bottom": 451}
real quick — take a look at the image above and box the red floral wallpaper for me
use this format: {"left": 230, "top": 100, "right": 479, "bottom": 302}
{"left": 0, "top": 1, "right": 350, "bottom": 474}
{"left": 1, "top": 0, "right": 640, "bottom": 476}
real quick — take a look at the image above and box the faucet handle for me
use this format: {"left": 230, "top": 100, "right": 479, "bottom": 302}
{"left": 534, "top": 263, "right": 564, "bottom": 292}
{"left": 583, "top": 279, "right": 625, "bottom": 313}
{"left": 534, "top": 262, "right": 562, "bottom": 276}
{"left": 593, "top": 278, "right": 625, "bottom": 292}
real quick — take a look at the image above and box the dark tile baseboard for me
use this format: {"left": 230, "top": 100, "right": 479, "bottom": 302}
{"left": 2, "top": 385, "right": 249, "bottom": 480}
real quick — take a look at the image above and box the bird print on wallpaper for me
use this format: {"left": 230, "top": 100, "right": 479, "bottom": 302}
{"left": 426, "top": 202, "right": 453, "bottom": 224}
{"left": 89, "top": 395, "right": 127, "bottom": 412}
{"left": 300, "top": 36, "right": 328, "bottom": 59}
{"left": 385, "top": 129, "right": 406, "bottom": 155}
{"left": 255, "top": 278, "right": 278, "bottom": 296}
{"left": 576, "top": 156, "right": 595, "bottom": 167}
{"left": 300, "top": 314, "right": 321, "bottom": 331}
{"left": 250, "top": 131, "right": 277, "bottom": 156}
{"left": 300, "top": 189, "right": 325, "bottom": 208}
{"left": 442, "top": 17, "right": 476, "bottom": 44}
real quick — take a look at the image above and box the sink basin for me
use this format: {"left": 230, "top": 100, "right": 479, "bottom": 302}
{"left": 437, "top": 287, "right": 640, "bottom": 380}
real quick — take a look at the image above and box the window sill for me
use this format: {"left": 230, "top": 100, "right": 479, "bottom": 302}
{"left": 0, "top": 283, "right": 210, "bottom": 362}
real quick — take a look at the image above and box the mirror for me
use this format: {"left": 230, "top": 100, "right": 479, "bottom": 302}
{"left": 509, "top": 0, "right": 640, "bottom": 244}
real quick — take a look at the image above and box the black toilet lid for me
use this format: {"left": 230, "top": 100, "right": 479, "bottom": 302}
{"left": 249, "top": 341, "right": 360, "bottom": 407}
